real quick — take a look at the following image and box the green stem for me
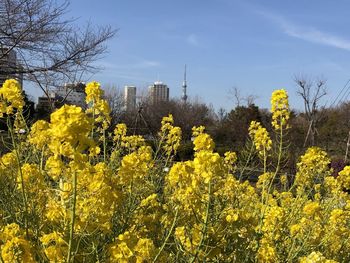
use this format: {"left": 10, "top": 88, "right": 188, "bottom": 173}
{"left": 153, "top": 133, "right": 165, "bottom": 161}
{"left": 263, "top": 148, "right": 267, "bottom": 174}
{"left": 103, "top": 128, "right": 106, "bottom": 162}
{"left": 164, "top": 153, "right": 172, "bottom": 169}
{"left": 90, "top": 99, "right": 95, "bottom": 139}
{"left": 286, "top": 236, "right": 297, "bottom": 262}
{"left": 39, "top": 146, "right": 45, "bottom": 172}
{"left": 239, "top": 144, "right": 254, "bottom": 182}
{"left": 266, "top": 120, "right": 284, "bottom": 198}
{"left": 93, "top": 242, "right": 100, "bottom": 263}
{"left": 258, "top": 119, "right": 285, "bottom": 236}
{"left": 67, "top": 171, "right": 78, "bottom": 262}
{"left": 8, "top": 117, "right": 29, "bottom": 238}
{"left": 152, "top": 208, "right": 179, "bottom": 262}
{"left": 190, "top": 180, "right": 212, "bottom": 263}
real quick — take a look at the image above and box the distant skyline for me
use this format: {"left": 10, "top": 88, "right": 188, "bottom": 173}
{"left": 26, "top": 0, "right": 350, "bottom": 111}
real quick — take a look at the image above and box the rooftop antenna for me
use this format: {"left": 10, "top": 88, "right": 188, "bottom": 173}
{"left": 181, "top": 64, "right": 188, "bottom": 103}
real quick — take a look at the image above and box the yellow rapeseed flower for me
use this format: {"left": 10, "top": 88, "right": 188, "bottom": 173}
{"left": 0, "top": 79, "right": 24, "bottom": 117}
{"left": 270, "top": 89, "right": 290, "bottom": 130}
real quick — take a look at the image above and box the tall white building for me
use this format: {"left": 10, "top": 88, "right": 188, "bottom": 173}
{"left": 124, "top": 85, "right": 137, "bottom": 111}
{"left": 148, "top": 81, "right": 169, "bottom": 104}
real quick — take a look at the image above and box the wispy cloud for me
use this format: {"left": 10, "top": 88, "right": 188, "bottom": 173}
{"left": 160, "top": 31, "right": 202, "bottom": 47}
{"left": 97, "top": 59, "right": 161, "bottom": 70}
{"left": 91, "top": 59, "right": 161, "bottom": 83}
{"left": 135, "top": 60, "right": 160, "bottom": 68}
{"left": 283, "top": 24, "right": 350, "bottom": 51}
{"left": 186, "top": 34, "right": 200, "bottom": 46}
{"left": 258, "top": 10, "right": 350, "bottom": 51}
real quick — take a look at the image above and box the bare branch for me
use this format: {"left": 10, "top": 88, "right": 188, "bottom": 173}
{"left": 0, "top": 0, "right": 116, "bottom": 91}
{"left": 294, "top": 74, "right": 327, "bottom": 146}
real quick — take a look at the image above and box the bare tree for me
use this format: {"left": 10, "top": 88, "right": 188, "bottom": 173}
{"left": 216, "top": 107, "right": 227, "bottom": 122}
{"left": 295, "top": 75, "right": 327, "bottom": 146}
{"left": 228, "top": 86, "right": 243, "bottom": 107}
{"left": 104, "top": 84, "right": 125, "bottom": 127}
{"left": 0, "top": 0, "right": 116, "bottom": 98}
{"left": 228, "top": 86, "right": 258, "bottom": 108}
{"left": 245, "top": 94, "right": 258, "bottom": 106}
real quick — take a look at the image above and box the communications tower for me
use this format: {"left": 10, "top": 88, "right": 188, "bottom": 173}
{"left": 181, "top": 64, "right": 188, "bottom": 103}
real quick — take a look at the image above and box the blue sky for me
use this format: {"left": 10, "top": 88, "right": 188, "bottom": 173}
{"left": 30, "top": 0, "right": 350, "bottom": 111}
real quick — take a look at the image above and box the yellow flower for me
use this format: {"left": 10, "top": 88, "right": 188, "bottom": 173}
{"left": 85, "top": 81, "right": 103, "bottom": 104}
{"left": 193, "top": 133, "right": 215, "bottom": 152}
{"left": 175, "top": 224, "right": 201, "bottom": 252}
{"left": 161, "top": 114, "right": 174, "bottom": 127}
{"left": 45, "top": 155, "right": 64, "bottom": 180}
{"left": 225, "top": 208, "right": 239, "bottom": 223}
{"left": 114, "top": 123, "right": 127, "bottom": 142}
{"left": 295, "top": 147, "right": 331, "bottom": 190}
{"left": 85, "top": 81, "right": 111, "bottom": 130}
{"left": 0, "top": 223, "right": 21, "bottom": 241}
{"left": 45, "top": 198, "right": 66, "bottom": 223}
{"left": 299, "top": 251, "right": 338, "bottom": 263}
{"left": 249, "top": 121, "right": 272, "bottom": 157}
{"left": 257, "top": 238, "right": 277, "bottom": 262}
{"left": 0, "top": 151, "right": 17, "bottom": 168}
{"left": 192, "top": 125, "right": 205, "bottom": 137}
{"left": 290, "top": 224, "right": 301, "bottom": 237}
{"left": 134, "top": 238, "right": 156, "bottom": 261}
{"left": 48, "top": 105, "right": 93, "bottom": 158}
{"left": 0, "top": 223, "right": 34, "bottom": 262}
{"left": 118, "top": 146, "right": 153, "bottom": 185}
{"left": 224, "top": 151, "right": 237, "bottom": 171}
{"left": 337, "top": 165, "right": 350, "bottom": 190}
{"left": 159, "top": 115, "right": 182, "bottom": 156}
{"left": 1, "top": 237, "right": 35, "bottom": 262}
{"left": 270, "top": 89, "right": 290, "bottom": 130}
{"left": 17, "top": 163, "right": 44, "bottom": 192}
{"left": 28, "top": 120, "right": 50, "bottom": 149}
{"left": 41, "top": 232, "right": 67, "bottom": 263}
{"left": 0, "top": 79, "right": 24, "bottom": 117}
{"left": 303, "top": 202, "right": 321, "bottom": 218}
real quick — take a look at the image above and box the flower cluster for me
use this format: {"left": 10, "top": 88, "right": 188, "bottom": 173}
{"left": 294, "top": 147, "right": 331, "bottom": 191}
{"left": 249, "top": 120, "right": 272, "bottom": 157}
{"left": 113, "top": 123, "right": 145, "bottom": 152}
{"left": 48, "top": 104, "right": 94, "bottom": 159}
{"left": 0, "top": 224, "right": 34, "bottom": 262}
{"left": 85, "top": 81, "right": 111, "bottom": 130}
{"left": 0, "top": 79, "right": 24, "bottom": 117}
{"left": 192, "top": 126, "right": 215, "bottom": 152}
{"left": 270, "top": 89, "right": 290, "bottom": 130}
{"left": 159, "top": 114, "right": 182, "bottom": 156}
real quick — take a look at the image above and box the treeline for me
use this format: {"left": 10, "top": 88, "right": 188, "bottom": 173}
{"left": 112, "top": 98, "right": 350, "bottom": 171}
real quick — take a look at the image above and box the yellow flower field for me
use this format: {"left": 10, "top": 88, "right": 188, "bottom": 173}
{"left": 0, "top": 79, "right": 349, "bottom": 262}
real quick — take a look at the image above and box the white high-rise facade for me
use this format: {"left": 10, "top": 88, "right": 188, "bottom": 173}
{"left": 124, "top": 85, "right": 137, "bottom": 111}
{"left": 148, "top": 81, "right": 169, "bottom": 104}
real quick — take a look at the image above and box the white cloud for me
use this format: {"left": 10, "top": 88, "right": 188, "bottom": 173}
{"left": 282, "top": 23, "right": 350, "bottom": 51}
{"left": 136, "top": 60, "right": 160, "bottom": 68}
{"left": 258, "top": 10, "right": 350, "bottom": 51}
{"left": 187, "top": 34, "right": 199, "bottom": 46}
{"left": 97, "top": 59, "right": 160, "bottom": 70}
